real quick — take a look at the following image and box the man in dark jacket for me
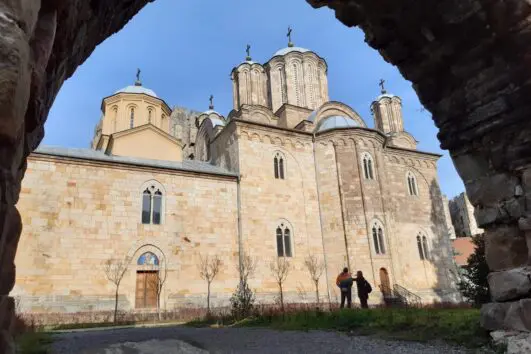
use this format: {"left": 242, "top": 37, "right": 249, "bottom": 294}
{"left": 336, "top": 267, "right": 353, "bottom": 308}
{"left": 354, "top": 270, "right": 372, "bottom": 309}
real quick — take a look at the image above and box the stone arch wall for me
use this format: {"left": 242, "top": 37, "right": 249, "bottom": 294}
{"left": 3, "top": 1, "right": 531, "bottom": 350}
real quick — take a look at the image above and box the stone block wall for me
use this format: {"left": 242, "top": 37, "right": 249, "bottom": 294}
{"left": 13, "top": 154, "right": 240, "bottom": 312}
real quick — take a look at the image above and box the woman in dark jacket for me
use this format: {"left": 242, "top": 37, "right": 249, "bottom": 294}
{"left": 354, "top": 271, "right": 372, "bottom": 309}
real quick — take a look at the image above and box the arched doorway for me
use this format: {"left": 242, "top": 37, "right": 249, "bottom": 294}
{"left": 135, "top": 252, "right": 159, "bottom": 309}
{"left": 379, "top": 268, "right": 391, "bottom": 297}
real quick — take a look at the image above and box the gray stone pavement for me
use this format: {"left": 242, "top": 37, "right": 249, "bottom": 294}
{"left": 51, "top": 326, "right": 473, "bottom": 354}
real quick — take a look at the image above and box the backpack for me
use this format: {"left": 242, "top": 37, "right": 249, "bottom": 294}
{"left": 365, "top": 280, "right": 372, "bottom": 294}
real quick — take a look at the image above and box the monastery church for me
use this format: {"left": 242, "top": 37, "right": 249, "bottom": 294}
{"left": 13, "top": 37, "right": 460, "bottom": 313}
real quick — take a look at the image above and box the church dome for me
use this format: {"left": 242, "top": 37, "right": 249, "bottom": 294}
{"left": 316, "top": 115, "right": 361, "bottom": 133}
{"left": 115, "top": 85, "right": 158, "bottom": 98}
{"left": 273, "top": 46, "right": 310, "bottom": 57}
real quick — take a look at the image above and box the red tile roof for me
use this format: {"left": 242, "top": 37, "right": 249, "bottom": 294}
{"left": 453, "top": 237, "right": 475, "bottom": 266}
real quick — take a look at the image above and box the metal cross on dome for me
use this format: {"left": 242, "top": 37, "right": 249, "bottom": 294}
{"left": 287, "top": 26, "right": 294, "bottom": 47}
{"left": 246, "top": 44, "right": 251, "bottom": 61}
{"left": 379, "top": 79, "right": 387, "bottom": 94}
{"left": 209, "top": 94, "right": 214, "bottom": 110}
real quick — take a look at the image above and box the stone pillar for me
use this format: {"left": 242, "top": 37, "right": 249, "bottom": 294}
{"left": 0, "top": 1, "right": 152, "bottom": 351}
{"left": 451, "top": 128, "right": 531, "bottom": 332}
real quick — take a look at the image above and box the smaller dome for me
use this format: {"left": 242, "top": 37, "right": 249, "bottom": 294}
{"left": 316, "top": 115, "right": 360, "bottom": 133}
{"left": 274, "top": 46, "right": 310, "bottom": 56}
{"left": 376, "top": 93, "right": 398, "bottom": 100}
{"left": 115, "top": 85, "right": 157, "bottom": 98}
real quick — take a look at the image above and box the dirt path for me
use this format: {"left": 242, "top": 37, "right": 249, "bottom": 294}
{"left": 51, "top": 326, "right": 470, "bottom": 354}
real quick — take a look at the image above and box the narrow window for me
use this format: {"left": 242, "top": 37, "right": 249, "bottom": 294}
{"left": 279, "top": 68, "right": 287, "bottom": 104}
{"left": 368, "top": 159, "right": 374, "bottom": 179}
{"left": 378, "top": 227, "right": 386, "bottom": 254}
{"left": 417, "top": 235, "right": 424, "bottom": 260}
{"left": 363, "top": 158, "right": 369, "bottom": 179}
{"left": 372, "top": 226, "right": 380, "bottom": 254}
{"left": 152, "top": 190, "right": 162, "bottom": 225}
{"left": 293, "top": 64, "right": 300, "bottom": 105}
{"left": 407, "top": 173, "right": 418, "bottom": 196}
{"left": 362, "top": 154, "right": 375, "bottom": 180}
{"left": 148, "top": 109, "right": 152, "bottom": 123}
{"left": 284, "top": 228, "right": 292, "bottom": 257}
{"left": 112, "top": 107, "right": 118, "bottom": 132}
{"left": 276, "top": 227, "right": 284, "bottom": 257}
{"left": 422, "top": 236, "right": 429, "bottom": 260}
{"left": 130, "top": 108, "right": 135, "bottom": 128}
{"left": 142, "top": 189, "right": 151, "bottom": 224}
{"left": 274, "top": 153, "right": 285, "bottom": 180}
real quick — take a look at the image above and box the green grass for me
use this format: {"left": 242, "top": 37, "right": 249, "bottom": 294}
{"left": 241, "top": 308, "right": 488, "bottom": 347}
{"left": 187, "top": 308, "right": 489, "bottom": 348}
{"left": 52, "top": 320, "right": 136, "bottom": 330}
{"left": 15, "top": 332, "right": 53, "bottom": 354}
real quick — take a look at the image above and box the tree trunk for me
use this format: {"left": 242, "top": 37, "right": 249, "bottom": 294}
{"left": 279, "top": 282, "right": 284, "bottom": 312}
{"left": 207, "top": 281, "right": 211, "bottom": 314}
{"left": 315, "top": 280, "right": 320, "bottom": 305}
{"left": 114, "top": 286, "right": 119, "bottom": 324}
{"left": 157, "top": 290, "right": 161, "bottom": 321}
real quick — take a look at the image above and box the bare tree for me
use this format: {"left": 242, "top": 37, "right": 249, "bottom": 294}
{"left": 198, "top": 254, "right": 222, "bottom": 314}
{"left": 147, "top": 257, "right": 168, "bottom": 321}
{"left": 304, "top": 255, "right": 325, "bottom": 304}
{"left": 269, "top": 257, "right": 291, "bottom": 312}
{"left": 238, "top": 252, "right": 257, "bottom": 283}
{"left": 103, "top": 256, "right": 131, "bottom": 323}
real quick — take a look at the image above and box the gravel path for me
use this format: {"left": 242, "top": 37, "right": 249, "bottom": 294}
{"left": 51, "top": 326, "right": 470, "bottom": 354}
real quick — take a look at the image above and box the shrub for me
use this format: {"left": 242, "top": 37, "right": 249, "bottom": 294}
{"left": 457, "top": 234, "right": 490, "bottom": 306}
{"left": 230, "top": 279, "right": 255, "bottom": 320}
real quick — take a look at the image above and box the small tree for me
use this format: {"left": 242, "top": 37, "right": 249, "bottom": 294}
{"left": 103, "top": 256, "right": 131, "bottom": 323}
{"left": 304, "top": 255, "right": 325, "bottom": 304}
{"left": 230, "top": 252, "right": 257, "bottom": 319}
{"left": 457, "top": 234, "right": 490, "bottom": 306}
{"left": 147, "top": 257, "right": 168, "bottom": 321}
{"left": 198, "top": 254, "right": 222, "bottom": 314}
{"left": 269, "top": 257, "right": 291, "bottom": 312}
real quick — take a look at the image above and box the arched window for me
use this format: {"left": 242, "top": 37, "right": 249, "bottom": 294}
{"left": 276, "top": 222, "right": 292, "bottom": 257}
{"left": 407, "top": 172, "right": 418, "bottom": 196}
{"left": 422, "top": 235, "right": 430, "bottom": 260}
{"left": 279, "top": 67, "right": 287, "bottom": 104}
{"left": 417, "top": 233, "right": 430, "bottom": 260}
{"left": 371, "top": 221, "right": 386, "bottom": 255}
{"left": 362, "top": 153, "right": 375, "bottom": 180}
{"left": 293, "top": 63, "right": 301, "bottom": 105}
{"left": 417, "top": 235, "right": 424, "bottom": 260}
{"left": 141, "top": 183, "right": 164, "bottom": 225}
{"left": 274, "top": 152, "right": 285, "bottom": 180}
{"left": 130, "top": 107, "right": 135, "bottom": 128}
{"left": 112, "top": 107, "right": 118, "bottom": 132}
{"left": 148, "top": 108, "right": 153, "bottom": 124}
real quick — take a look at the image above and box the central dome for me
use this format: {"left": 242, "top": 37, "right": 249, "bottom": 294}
{"left": 115, "top": 85, "right": 157, "bottom": 98}
{"left": 274, "top": 46, "right": 310, "bottom": 56}
{"left": 316, "top": 116, "right": 360, "bottom": 133}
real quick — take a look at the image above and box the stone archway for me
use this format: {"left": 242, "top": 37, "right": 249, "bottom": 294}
{"left": 2, "top": 0, "right": 531, "bottom": 351}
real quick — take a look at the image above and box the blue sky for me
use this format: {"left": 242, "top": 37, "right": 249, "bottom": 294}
{"left": 44, "top": 0, "right": 464, "bottom": 198}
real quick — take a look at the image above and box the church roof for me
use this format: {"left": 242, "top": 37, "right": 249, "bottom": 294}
{"left": 316, "top": 115, "right": 361, "bottom": 133}
{"left": 33, "top": 146, "right": 237, "bottom": 178}
{"left": 115, "top": 85, "right": 158, "bottom": 98}
{"left": 274, "top": 46, "right": 310, "bottom": 56}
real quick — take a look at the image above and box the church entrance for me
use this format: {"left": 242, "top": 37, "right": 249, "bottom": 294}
{"left": 379, "top": 268, "right": 391, "bottom": 297}
{"left": 135, "top": 252, "right": 160, "bottom": 309}
{"left": 135, "top": 271, "right": 158, "bottom": 309}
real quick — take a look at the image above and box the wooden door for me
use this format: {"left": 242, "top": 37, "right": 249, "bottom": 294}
{"left": 135, "top": 271, "right": 158, "bottom": 308}
{"left": 379, "top": 268, "right": 391, "bottom": 296}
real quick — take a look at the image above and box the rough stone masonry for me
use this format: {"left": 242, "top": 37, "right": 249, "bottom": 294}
{"left": 0, "top": 1, "right": 152, "bottom": 352}
{"left": 1, "top": 0, "right": 530, "bottom": 351}
{"left": 308, "top": 0, "right": 531, "bottom": 334}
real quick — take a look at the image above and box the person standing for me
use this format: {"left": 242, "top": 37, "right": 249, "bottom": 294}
{"left": 354, "top": 270, "right": 372, "bottom": 309}
{"left": 336, "top": 267, "right": 353, "bottom": 308}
